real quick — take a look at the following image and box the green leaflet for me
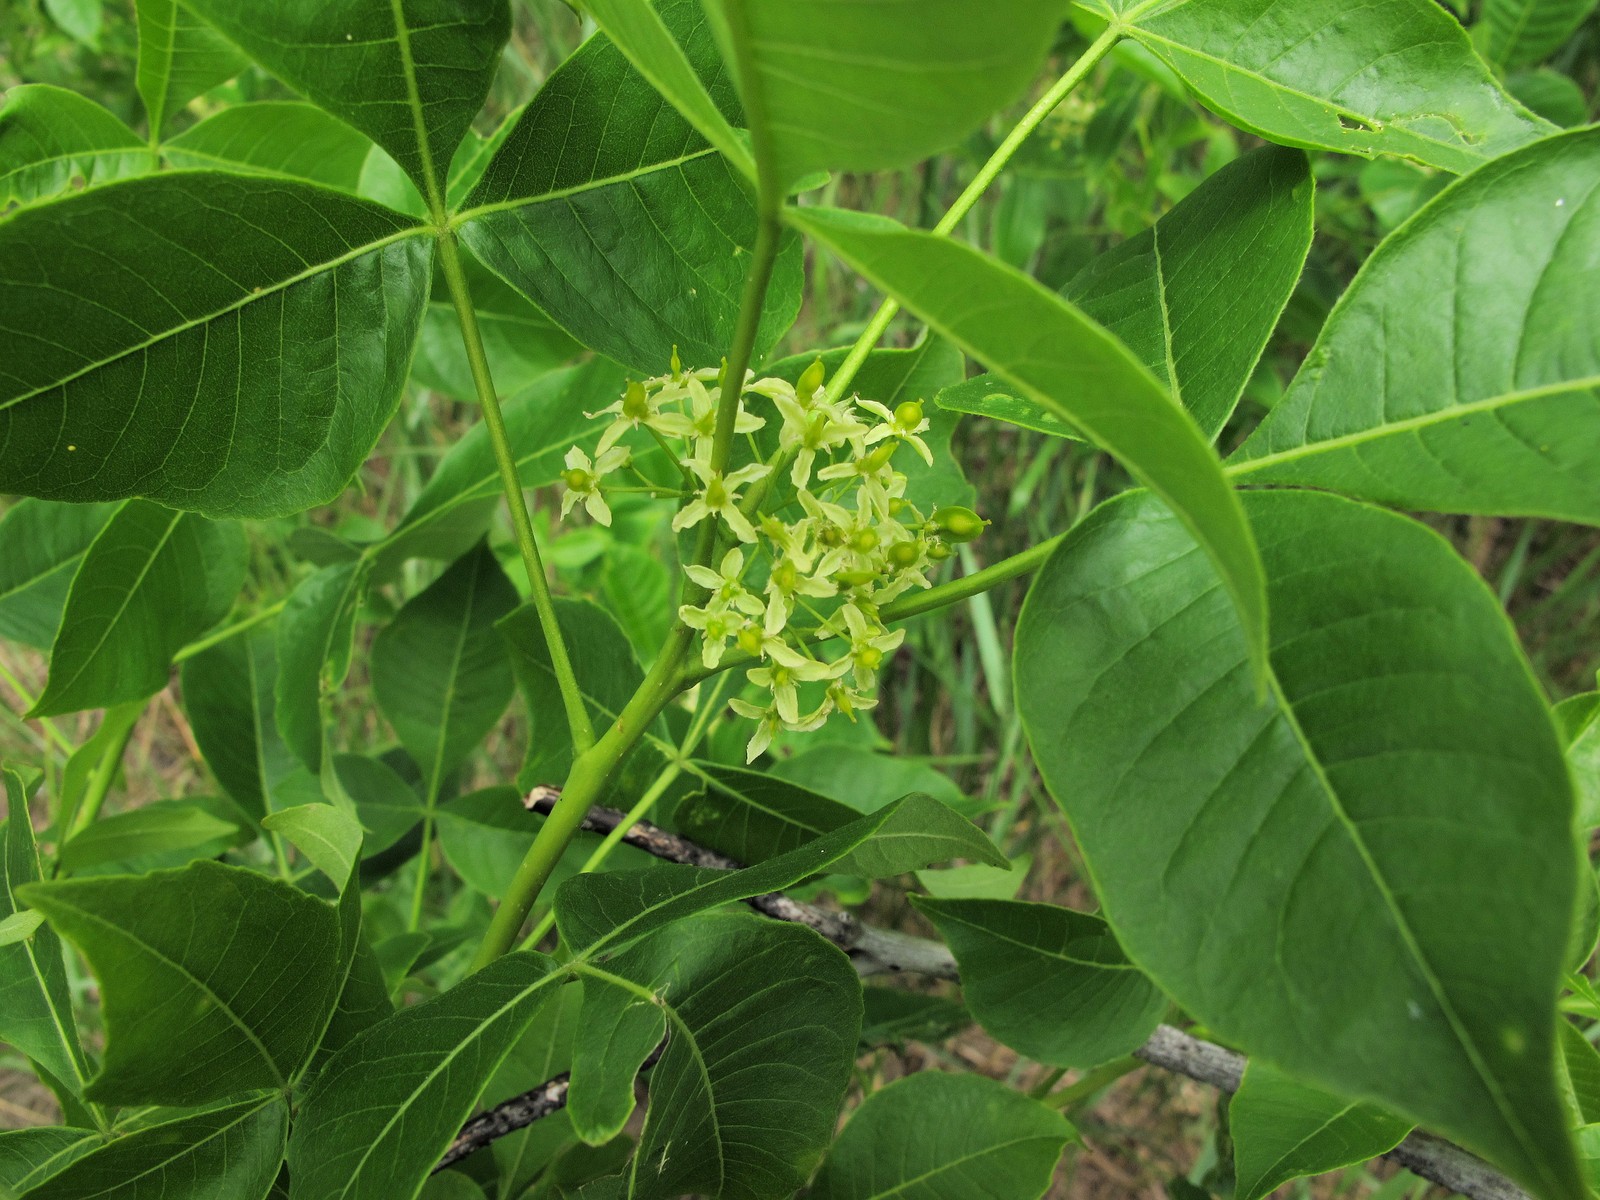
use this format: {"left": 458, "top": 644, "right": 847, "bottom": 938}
{"left": 0, "top": 499, "right": 117, "bottom": 649}
{"left": 180, "top": 626, "right": 299, "bottom": 824}
{"left": 1229, "top": 1063, "right": 1411, "bottom": 1200}
{"left": 791, "top": 205, "right": 1268, "bottom": 681}
{"left": 134, "top": 0, "right": 248, "bottom": 138}
{"left": 58, "top": 802, "right": 242, "bottom": 873}
{"left": 1014, "top": 489, "right": 1581, "bottom": 1197}
{"left": 0, "top": 86, "right": 145, "bottom": 211}
{"left": 807, "top": 1072, "right": 1073, "bottom": 1200}
{"left": 0, "top": 173, "right": 431, "bottom": 518}
{"left": 555, "top": 793, "right": 1005, "bottom": 956}
{"left": 19, "top": 1096, "right": 286, "bottom": 1200}
{"left": 0, "top": 770, "right": 90, "bottom": 1101}
{"left": 275, "top": 562, "right": 369, "bottom": 776}
{"left": 707, "top": 0, "right": 1069, "bottom": 190}
{"left": 0, "top": 1126, "right": 102, "bottom": 1196}
{"left": 286, "top": 950, "right": 559, "bottom": 1200}
{"left": 459, "top": 0, "right": 802, "bottom": 373}
{"left": 30, "top": 501, "right": 247, "bottom": 719}
{"left": 674, "top": 762, "right": 863, "bottom": 864}
{"left": 1230, "top": 128, "right": 1600, "bottom": 524}
{"left": 600, "top": 915, "right": 861, "bottom": 1200}
{"left": 1483, "top": 0, "right": 1600, "bottom": 68}
{"left": 162, "top": 101, "right": 379, "bottom": 190}
{"left": 372, "top": 541, "right": 518, "bottom": 793}
{"left": 1085, "top": 0, "right": 1549, "bottom": 173}
{"left": 333, "top": 753, "right": 425, "bottom": 857}
{"left": 262, "top": 804, "right": 364, "bottom": 888}
{"left": 913, "top": 897, "right": 1167, "bottom": 1069}
{"left": 20, "top": 860, "right": 343, "bottom": 1105}
{"left": 567, "top": 974, "right": 667, "bottom": 1146}
{"left": 182, "top": 0, "right": 509, "bottom": 202}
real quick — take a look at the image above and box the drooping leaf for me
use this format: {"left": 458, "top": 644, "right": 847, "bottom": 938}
{"left": 372, "top": 541, "right": 519, "bottom": 793}
{"left": 286, "top": 950, "right": 559, "bottom": 1200}
{"left": 30, "top": 501, "right": 246, "bottom": 719}
{"left": 708, "top": 0, "right": 1069, "bottom": 189}
{"left": 20, "top": 1095, "right": 286, "bottom": 1200}
{"left": 182, "top": 0, "right": 509, "bottom": 201}
{"left": 0, "top": 85, "right": 145, "bottom": 211}
{"left": 0, "top": 1126, "right": 101, "bottom": 1196}
{"left": 161, "top": 101, "right": 378, "bottom": 190}
{"left": 808, "top": 1072, "right": 1073, "bottom": 1200}
{"left": 567, "top": 974, "right": 667, "bottom": 1146}
{"left": 333, "top": 752, "right": 425, "bottom": 857}
{"left": 0, "top": 499, "right": 117, "bottom": 649}
{"left": 1230, "top": 128, "right": 1600, "bottom": 525}
{"left": 675, "top": 762, "right": 861, "bottom": 864}
{"left": 435, "top": 786, "right": 538, "bottom": 897}
{"left": 1229, "top": 1063, "right": 1411, "bottom": 1200}
{"left": 791, "top": 206, "right": 1268, "bottom": 676}
{"left": 914, "top": 897, "right": 1168, "bottom": 1069}
{"left": 858, "top": 988, "right": 970, "bottom": 1048}
{"left": 1087, "top": 0, "right": 1549, "bottom": 173}
{"left": 275, "top": 562, "right": 369, "bottom": 775}
{"left": 134, "top": 0, "right": 248, "bottom": 138}
{"left": 0, "top": 769, "right": 90, "bottom": 1100}
{"left": 379, "top": 360, "right": 626, "bottom": 570}
{"left": 0, "top": 173, "right": 432, "bottom": 518}
{"left": 1013, "top": 488, "right": 1580, "bottom": 1196}
{"left": 556, "top": 793, "right": 1005, "bottom": 955}
{"left": 19, "top": 859, "right": 342, "bottom": 1105}
{"left": 1062, "top": 144, "right": 1313, "bottom": 439}
{"left": 58, "top": 801, "right": 242, "bottom": 872}
{"left": 458, "top": 0, "right": 802, "bottom": 372}
{"left": 1483, "top": 0, "right": 1600, "bottom": 68}
{"left": 262, "top": 803, "right": 363, "bottom": 888}
{"left": 180, "top": 626, "right": 296, "bottom": 823}
{"left": 600, "top": 914, "right": 861, "bottom": 1200}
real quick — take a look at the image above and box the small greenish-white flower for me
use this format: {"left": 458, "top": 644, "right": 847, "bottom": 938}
{"left": 771, "top": 390, "right": 868, "bottom": 487}
{"left": 826, "top": 679, "right": 879, "bottom": 723}
{"left": 683, "top": 548, "right": 765, "bottom": 619}
{"left": 728, "top": 694, "right": 829, "bottom": 762}
{"left": 653, "top": 372, "right": 764, "bottom": 461}
{"left": 834, "top": 602, "right": 906, "bottom": 689}
{"left": 677, "top": 603, "right": 747, "bottom": 669}
{"left": 673, "top": 460, "right": 770, "bottom": 542}
{"left": 858, "top": 398, "right": 934, "bottom": 466}
{"left": 734, "top": 621, "right": 809, "bottom": 669}
{"left": 763, "top": 550, "right": 837, "bottom": 635}
{"left": 588, "top": 380, "right": 661, "bottom": 455}
{"left": 559, "top": 445, "right": 629, "bottom": 526}
{"left": 748, "top": 656, "right": 846, "bottom": 724}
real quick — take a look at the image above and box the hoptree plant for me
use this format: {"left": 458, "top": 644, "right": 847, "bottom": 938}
{"left": 0, "top": 0, "right": 1597, "bottom": 1198}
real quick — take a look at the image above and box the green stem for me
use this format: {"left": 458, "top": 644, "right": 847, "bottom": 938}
{"left": 67, "top": 716, "right": 138, "bottom": 838}
{"left": 437, "top": 228, "right": 595, "bottom": 755}
{"left": 1044, "top": 1055, "right": 1142, "bottom": 1110}
{"left": 172, "top": 600, "right": 286, "bottom": 663}
{"left": 822, "top": 25, "right": 1122, "bottom": 404}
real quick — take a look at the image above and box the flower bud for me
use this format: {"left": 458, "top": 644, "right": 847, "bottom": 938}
{"left": 893, "top": 400, "right": 924, "bottom": 428}
{"left": 670, "top": 345, "right": 683, "bottom": 380}
{"left": 835, "top": 569, "right": 878, "bottom": 588}
{"left": 622, "top": 380, "right": 650, "bottom": 420}
{"left": 886, "top": 541, "right": 921, "bottom": 570}
{"left": 561, "top": 468, "right": 592, "bottom": 491}
{"left": 860, "top": 442, "right": 898, "bottom": 472}
{"left": 931, "top": 506, "right": 988, "bottom": 542}
{"left": 927, "top": 540, "right": 954, "bottom": 562}
{"left": 797, "top": 358, "right": 827, "bottom": 401}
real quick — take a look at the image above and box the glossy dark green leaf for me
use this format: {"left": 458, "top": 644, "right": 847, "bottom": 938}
{"left": 601, "top": 914, "right": 860, "bottom": 1200}
{"left": 333, "top": 752, "right": 425, "bottom": 856}
{"left": 1483, "top": 0, "right": 1599, "bottom": 68}
{"left": 1063, "top": 145, "right": 1313, "bottom": 439}
{"left": 20, "top": 1095, "right": 286, "bottom": 1200}
{"left": 262, "top": 803, "right": 362, "bottom": 887}
{"left": 0, "top": 1127, "right": 101, "bottom": 1196}
{"left": 276, "top": 562, "right": 369, "bottom": 775}
{"left": 1084, "top": 0, "right": 1548, "bottom": 173}
{"left": 1229, "top": 1063, "right": 1411, "bottom": 1200}
{"left": 31, "top": 501, "right": 246, "bottom": 719}
{"left": 568, "top": 975, "right": 667, "bottom": 1145}
{"left": 372, "top": 541, "right": 518, "bottom": 792}
{"left": 675, "top": 762, "right": 860, "bottom": 863}
{"left": 379, "top": 361, "right": 625, "bottom": 569}
{"left": 0, "top": 85, "right": 145, "bottom": 211}
{"left": 0, "top": 769, "right": 91, "bottom": 1100}
{"left": 556, "top": 793, "right": 1004, "bottom": 955}
{"left": 287, "top": 950, "right": 559, "bottom": 1200}
{"left": 410, "top": 252, "right": 580, "bottom": 402}
{"left": 709, "top": 0, "right": 1068, "bottom": 189}
{"left": 58, "top": 801, "right": 241, "bottom": 872}
{"left": 0, "top": 500, "right": 117, "bottom": 649}
{"left": 134, "top": 0, "right": 248, "bottom": 137}
{"left": 180, "top": 626, "right": 293, "bottom": 823}
{"left": 459, "top": 0, "right": 801, "bottom": 372}
{"left": 162, "top": 101, "right": 377, "bottom": 190}
{"left": 808, "top": 1072, "right": 1073, "bottom": 1200}
{"left": 792, "top": 206, "right": 1268, "bottom": 676}
{"left": 19, "top": 859, "right": 342, "bottom": 1105}
{"left": 0, "top": 173, "right": 432, "bottom": 518}
{"left": 1014, "top": 488, "right": 1580, "bottom": 1197}
{"left": 914, "top": 897, "right": 1167, "bottom": 1069}
{"left": 182, "top": 0, "right": 509, "bottom": 200}
{"left": 1231, "top": 129, "right": 1600, "bottom": 524}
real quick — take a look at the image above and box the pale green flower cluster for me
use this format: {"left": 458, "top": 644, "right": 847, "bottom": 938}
{"left": 560, "top": 358, "right": 984, "bottom": 762}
